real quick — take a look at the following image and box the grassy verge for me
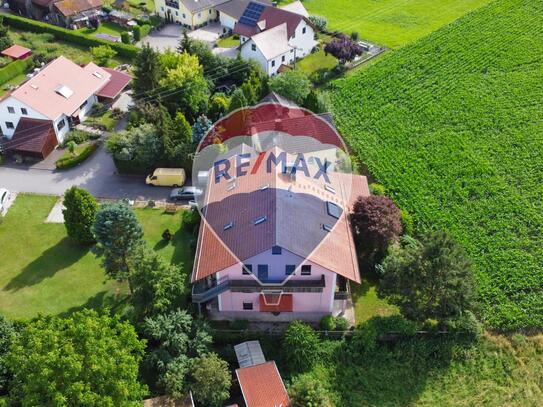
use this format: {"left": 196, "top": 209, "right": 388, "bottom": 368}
{"left": 0, "top": 194, "right": 194, "bottom": 319}
{"left": 0, "top": 72, "right": 28, "bottom": 96}
{"left": 84, "top": 110, "right": 118, "bottom": 131}
{"left": 77, "top": 22, "right": 126, "bottom": 39}
{"left": 296, "top": 48, "right": 337, "bottom": 75}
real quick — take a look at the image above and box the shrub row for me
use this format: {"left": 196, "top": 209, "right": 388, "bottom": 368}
{"left": 56, "top": 142, "right": 99, "bottom": 170}
{"left": 2, "top": 14, "right": 138, "bottom": 60}
{"left": 0, "top": 58, "right": 33, "bottom": 85}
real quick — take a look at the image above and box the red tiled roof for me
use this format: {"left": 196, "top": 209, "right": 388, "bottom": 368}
{"left": 54, "top": 0, "right": 102, "bottom": 16}
{"left": 96, "top": 68, "right": 132, "bottom": 99}
{"left": 191, "top": 150, "right": 369, "bottom": 283}
{"left": 4, "top": 118, "right": 57, "bottom": 156}
{"left": 259, "top": 293, "right": 293, "bottom": 312}
{"left": 233, "top": 5, "right": 305, "bottom": 39}
{"left": 1, "top": 44, "right": 31, "bottom": 59}
{"left": 236, "top": 362, "right": 290, "bottom": 407}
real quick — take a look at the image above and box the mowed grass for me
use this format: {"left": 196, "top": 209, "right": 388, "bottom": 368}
{"left": 351, "top": 276, "right": 397, "bottom": 323}
{"left": 330, "top": 0, "right": 543, "bottom": 329}
{"left": 0, "top": 194, "right": 194, "bottom": 319}
{"left": 303, "top": 0, "right": 491, "bottom": 48}
{"left": 78, "top": 22, "right": 126, "bottom": 39}
{"left": 296, "top": 49, "right": 337, "bottom": 75}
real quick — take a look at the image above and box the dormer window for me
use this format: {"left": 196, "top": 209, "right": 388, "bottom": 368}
{"left": 272, "top": 246, "right": 282, "bottom": 255}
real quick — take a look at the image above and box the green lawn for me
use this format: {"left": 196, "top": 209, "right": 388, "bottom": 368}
{"left": 351, "top": 276, "right": 397, "bottom": 324}
{"left": 78, "top": 22, "right": 126, "bottom": 39}
{"left": 296, "top": 48, "right": 337, "bottom": 75}
{"left": 84, "top": 110, "right": 119, "bottom": 131}
{"left": 303, "top": 0, "right": 491, "bottom": 48}
{"left": 0, "top": 72, "right": 28, "bottom": 97}
{"left": 217, "top": 35, "right": 239, "bottom": 48}
{"left": 9, "top": 29, "right": 128, "bottom": 67}
{"left": 0, "top": 194, "right": 194, "bottom": 320}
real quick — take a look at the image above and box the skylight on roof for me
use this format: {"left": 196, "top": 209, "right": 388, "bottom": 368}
{"left": 260, "top": 184, "right": 269, "bottom": 191}
{"left": 55, "top": 85, "right": 74, "bottom": 99}
{"left": 323, "top": 224, "right": 332, "bottom": 232}
{"left": 324, "top": 184, "right": 336, "bottom": 194}
{"left": 226, "top": 183, "right": 236, "bottom": 191}
{"left": 326, "top": 201, "right": 342, "bottom": 219}
{"left": 254, "top": 215, "right": 267, "bottom": 225}
{"left": 224, "top": 222, "right": 234, "bottom": 231}
{"left": 93, "top": 71, "right": 103, "bottom": 78}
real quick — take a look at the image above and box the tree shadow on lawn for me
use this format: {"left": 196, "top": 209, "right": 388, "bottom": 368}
{"left": 57, "top": 289, "right": 130, "bottom": 318}
{"left": 4, "top": 237, "right": 89, "bottom": 292}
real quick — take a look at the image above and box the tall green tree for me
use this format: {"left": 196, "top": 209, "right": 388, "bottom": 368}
{"left": 269, "top": 70, "right": 311, "bottom": 105}
{"left": 378, "top": 231, "right": 478, "bottom": 324}
{"left": 189, "top": 353, "right": 231, "bottom": 407}
{"left": 143, "top": 310, "right": 212, "bottom": 398}
{"left": 191, "top": 114, "right": 212, "bottom": 144}
{"left": 6, "top": 310, "right": 147, "bottom": 406}
{"left": 62, "top": 186, "right": 98, "bottom": 245}
{"left": 0, "top": 17, "right": 13, "bottom": 51}
{"left": 228, "top": 88, "right": 248, "bottom": 112}
{"left": 132, "top": 44, "right": 164, "bottom": 99}
{"left": 0, "top": 314, "right": 15, "bottom": 395}
{"left": 282, "top": 321, "right": 321, "bottom": 374}
{"left": 208, "top": 92, "right": 230, "bottom": 121}
{"left": 129, "top": 246, "right": 188, "bottom": 322}
{"left": 93, "top": 202, "right": 143, "bottom": 292}
{"left": 107, "top": 123, "right": 163, "bottom": 171}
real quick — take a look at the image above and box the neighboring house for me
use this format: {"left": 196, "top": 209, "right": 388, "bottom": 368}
{"left": 9, "top": 0, "right": 55, "bottom": 22}
{"left": 154, "top": 0, "right": 228, "bottom": 29}
{"left": 51, "top": 0, "right": 103, "bottom": 29}
{"left": 108, "top": 10, "right": 137, "bottom": 28}
{"left": 0, "top": 56, "right": 131, "bottom": 158}
{"left": 234, "top": 341, "right": 290, "bottom": 407}
{"left": 215, "top": 0, "right": 270, "bottom": 31}
{"left": 234, "top": 1, "right": 316, "bottom": 75}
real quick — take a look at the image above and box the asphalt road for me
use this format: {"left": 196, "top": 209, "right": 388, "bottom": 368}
{"left": 0, "top": 145, "right": 171, "bottom": 200}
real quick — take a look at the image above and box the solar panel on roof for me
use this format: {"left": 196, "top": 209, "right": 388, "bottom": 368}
{"left": 239, "top": 1, "right": 266, "bottom": 27}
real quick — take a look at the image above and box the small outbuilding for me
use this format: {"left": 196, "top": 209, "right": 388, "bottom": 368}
{"left": 1, "top": 45, "right": 32, "bottom": 60}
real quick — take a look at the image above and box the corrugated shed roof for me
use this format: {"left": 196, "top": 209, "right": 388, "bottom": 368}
{"left": 54, "top": 0, "right": 103, "bottom": 16}
{"left": 95, "top": 68, "right": 132, "bottom": 99}
{"left": 1, "top": 44, "right": 31, "bottom": 59}
{"left": 5, "top": 118, "right": 56, "bottom": 154}
{"left": 236, "top": 361, "right": 290, "bottom": 407}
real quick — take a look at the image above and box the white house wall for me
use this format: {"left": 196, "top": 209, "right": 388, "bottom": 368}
{"left": 219, "top": 12, "right": 237, "bottom": 30}
{"left": 155, "top": 0, "right": 217, "bottom": 28}
{"left": 288, "top": 20, "right": 316, "bottom": 58}
{"left": 0, "top": 96, "right": 48, "bottom": 138}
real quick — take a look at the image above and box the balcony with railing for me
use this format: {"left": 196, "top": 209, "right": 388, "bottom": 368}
{"left": 165, "top": 0, "right": 179, "bottom": 8}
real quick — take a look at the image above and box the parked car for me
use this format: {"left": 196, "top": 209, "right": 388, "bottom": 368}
{"left": 170, "top": 187, "right": 202, "bottom": 201}
{"left": 146, "top": 168, "right": 186, "bottom": 187}
{"left": 0, "top": 188, "right": 11, "bottom": 214}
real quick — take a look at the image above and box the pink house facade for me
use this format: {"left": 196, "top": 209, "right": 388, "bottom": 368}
{"left": 191, "top": 148, "right": 370, "bottom": 322}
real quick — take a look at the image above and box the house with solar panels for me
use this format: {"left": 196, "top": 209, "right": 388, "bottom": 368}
{"left": 232, "top": 1, "right": 316, "bottom": 75}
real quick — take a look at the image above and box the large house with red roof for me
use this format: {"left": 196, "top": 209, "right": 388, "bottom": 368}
{"left": 192, "top": 139, "right": 368, "bottom": 320}
{"left": 0, "top": 56, "right": 130, "bottom": 159}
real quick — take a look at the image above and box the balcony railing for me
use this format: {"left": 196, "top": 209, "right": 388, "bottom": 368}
{"left": 230, "top": 275, "right": 326, "bottom": 293}
{"left": 165, "top": 0, "right": 179, "bottom": 8}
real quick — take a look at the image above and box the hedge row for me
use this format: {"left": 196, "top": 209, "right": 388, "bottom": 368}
{"left": 56, "top": 142, "right": 99, "bottom": 170}
{"left": 2, "top": 14, "right": 138, "bottom": 60}
{"left": 0, "top": 58, "right": 32, "bottom": 85}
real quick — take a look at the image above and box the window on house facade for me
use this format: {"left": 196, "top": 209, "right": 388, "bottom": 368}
{"left": 302, "top": 27, "right": 306, "bottom": 34}
{"left": 257, "top": 265, "right": 269, "bottom": 281}
{"left": 271, "top": 60, "right": 275, "bottom": 67}
{"left": 5, "top": 121, "right": 14, "bottom": 129}
{"left": 79, "top": 100, "right": 88, "bottom": 110}
{"left": 20, "top": 108, "right": 28, "bottom": 115}
{"left": 282, "top": 55, "right": 285, "bottom": 62}
{"left": 285, "top": 265, "right": 295, "bottom": 275}
{"left": 272, "top": 246, "right": 282, "bottom": 255}
{"left": 175, "top": 11, "right": 178, "bottom": 16}
{"left": 242, "top": 264, "right": 252, "bottom": 275}
{"left": 209, "top": 9, "right": 212, "bottom": 14}
{"left": 198, "top": 12, "right": 201, "bottom": 17}
{"left": 57, "top": 119, "right": 66, "bottom": 131}
{"left": 326, "top": 201, "right": 342, "bottom": 219}
{"left": 7, "top": 107, "right": 14, "bottom": 114}
{"left": 301, "top": 265, "right": 312, "bottom": 275}
{"left": 183, "top": 13, "right": 186, "bottom": 18}
{"left": 251, "top": 44, "right": 256, "bottom": 51}
{"left": 243, "top": 302, "right": 253, "bottom": 310}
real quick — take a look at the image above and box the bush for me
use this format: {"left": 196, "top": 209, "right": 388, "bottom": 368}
{"left": 334, "top": 317, "right": 349, "bottom": 331}
{"left": 0, "top": 58, "right": 33, "bottom": 85}
{"left": 102, "top": 5, "right": 112, "bottom": 13}
{"left": 351, "top": 31, "right": 360, "bottom": 41}
{"left": 121, "top": 31, "right": 130, "bottom": 44}
{"left": 369, "top": 182, "right": 387, "bottom": 196}
{"left": 309, "top": 15, "right": 328, "bottom": 32}
{"left": 442, "top": 311, "right": 483, "bottom": 340}
{"left": 400, "top": 209, "right": 414, "bottom": 235}
{"left": 352, "top": 321, "right": 378, "bottom": 353}
{"left": 61, "top": 130, "right": 98, "bottom": 147}
{"left": 283, "top": 321, "right": 321, "bottom": 374}
{"left": 288, "top": 372, "right": 335, "bottom": 407}
{"left": 132, "top": 25, "right": 142, "bottom": 41}
{"left": 62, "top": 186, "right": 98, "bottom": 245}
{"left": 140, "top": 24, "right": 151, "bottom": 38}
{"left": 55, "top": 143, "right": 98, "bottom": 169}
{"left": 320, "top": 315, "right": 336, "bottom": 330}
{"left": 2, "top": 14, "right": 137, "bottom": 59}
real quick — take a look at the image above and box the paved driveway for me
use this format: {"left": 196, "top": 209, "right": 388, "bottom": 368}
{"left": 188, "top": 22, "right": 224, "bottom": 43}
{"left": 0, "top": 145, "right": 171, "bottom": 201}
{"left": 140, "top": 24, "right": 183, "bottom": 52}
